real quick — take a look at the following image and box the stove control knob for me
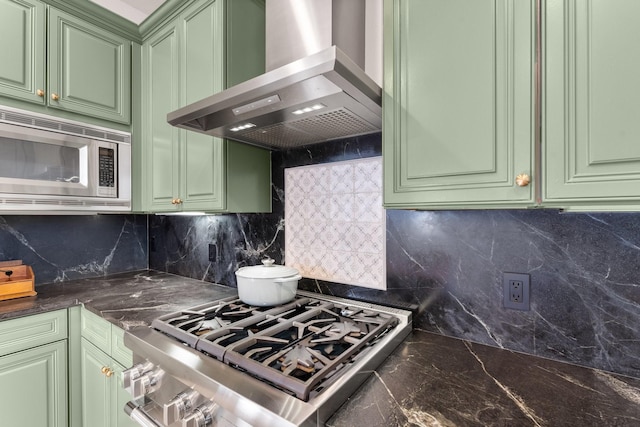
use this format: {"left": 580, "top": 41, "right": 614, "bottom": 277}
{"left": 163, "top": 390, "right": 199, "bottom": 425}
{"left": 130, "top": 368, "right": 164, "bottom": 400}
{"left": 181, "top": 402, "right": 219, "bottom": 427}
{"left": 122, "top": 361, "right": 154, "bottom": 390}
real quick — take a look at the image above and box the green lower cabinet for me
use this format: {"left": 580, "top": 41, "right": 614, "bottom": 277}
{"left": 80, "top": 338, "right": 136, "bottom": 427}
{"left": 543, "top": 0, "right": 640, "bottom": 209}
{"left": 0, "top": 340, "right": 68, "bottom": 427}
{"left": 78, "top": 307, "right": 136, "bottom": 427}
{"left": 80, "top": 338, "right": 112, "bottom": 427}
{"left": 0, "top": 309, "right": 68, "bottom": 427}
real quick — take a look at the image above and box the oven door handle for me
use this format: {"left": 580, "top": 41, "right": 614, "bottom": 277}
{"left": 125, "top": 401, "right": 162, "bottom": 427}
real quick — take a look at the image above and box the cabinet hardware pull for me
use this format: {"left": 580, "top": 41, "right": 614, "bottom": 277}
{"left": 51, "top": 93, "right": 60, "bottom": 101}
{"left": 36, "top": 89, "right": 45, "bottom": 97}
{"left": 515, "top": 173, "right": 531, "bottom": 187}
{"left": 101, "top": 366, "right": 114, "bottom": 377}
{"left": 175, "top": 198, "right": 182, "bottom": 204}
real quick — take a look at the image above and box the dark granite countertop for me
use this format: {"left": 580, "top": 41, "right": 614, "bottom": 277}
{"left": 1, "top": 270, "right": 638, "bottom": 426}
{"left": 0, "top": 269, "right": 237, "bottom": 329}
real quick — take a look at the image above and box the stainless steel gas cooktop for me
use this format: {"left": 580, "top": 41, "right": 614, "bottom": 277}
{"left": 123, "top": 291, "right": 412, "bottom": 427}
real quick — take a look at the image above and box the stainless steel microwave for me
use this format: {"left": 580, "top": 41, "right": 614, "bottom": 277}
{"left": 0, "top": 107, "right": 131, "bottom": 213}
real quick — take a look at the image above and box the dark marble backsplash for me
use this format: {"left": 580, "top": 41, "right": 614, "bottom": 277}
{"left": 0, "top": 214, "right": 147, "bottom": 284}
{"left": 149, "top": 134, "right": 640, "bottom": 379}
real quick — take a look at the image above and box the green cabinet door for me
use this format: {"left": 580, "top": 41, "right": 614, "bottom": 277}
{"left": 0, "top": 0, "right": 45, "bottom": 104}
{"left": 144, "top": 23, "right": 181, "bottom": 212}
{"left": 0, "top": 340, "right": 68, "bottom": 427}
{"left": 180, "top": 0, "right": 225, "bottom": 211}
{"left": 544, "top": 0, "right": 640, "bottom": 207}
{"left": 48, "top": 8, "right": 131, "bottom": 124}
{"left": 78, "top": 308, "right": 136, "bottom": 427}
{"left": 383, "top": 0, "right": 535, "bottom": 209}
{"left": 113, "top": 361, "right": 137, "bottom": 427}
{"left": 138, "top": 0, "right": 271, "bottom": 214}
{"left": 80, "top": 337, "right": 112, "bottom": 427}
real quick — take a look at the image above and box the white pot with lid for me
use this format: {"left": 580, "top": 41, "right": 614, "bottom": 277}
{"left": 235, "top": 258, "right": 302, "bottom": 306}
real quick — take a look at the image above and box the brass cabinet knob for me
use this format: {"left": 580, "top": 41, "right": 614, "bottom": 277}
{"left": 171, "top": 198, "right": 177, "bottom": 205}
{"left": 36, "top": 89, "right": 44, "bottom": 97}
{"left": 175, "top": 198, "right": 182, "bottom": 205}
{"left": 51, "top": 93, "right": 59, "bottom": 101}
{"left": 101, "top": 366, "right": 113, "bottom": 377}
{"left": 515, "top": 173, "right": 531, "bottom": 187}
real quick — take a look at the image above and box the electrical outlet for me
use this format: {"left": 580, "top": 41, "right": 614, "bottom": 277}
{"left": 503, "top": 272, "right": 530, "bottom": 310}
{"left": 208, "top": 244, "right": 217, "bottom": 262}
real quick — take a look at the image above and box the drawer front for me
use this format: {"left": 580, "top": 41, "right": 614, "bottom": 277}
{"left": 111, "top": 326, "right": 132, "bottom": 367}
{"left": 0, "top": 309, "right": 68, "bottom": 357}
{"left": 81, "top": 308, "right": 111, "bottom": 354}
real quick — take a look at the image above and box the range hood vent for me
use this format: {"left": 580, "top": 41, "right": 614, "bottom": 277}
{"left": 167, "top": 0, "right": 382, "bottom": 151}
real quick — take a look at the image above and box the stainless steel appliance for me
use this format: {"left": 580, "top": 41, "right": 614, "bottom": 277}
{"left": 0, "top": 106, "right": 131, "bottom": 213}
{"left": 168, "top": 0, "right": 382, "bottom": 150}
{"left": 123, "top": 290, "right": 412, "bottom": 427}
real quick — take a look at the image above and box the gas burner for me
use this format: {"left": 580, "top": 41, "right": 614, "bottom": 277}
{"left": 311, "top": 320, "right": 362, "bottom": 344}
{"left": 280, "top": 344, "right": 316, "bottom": 373}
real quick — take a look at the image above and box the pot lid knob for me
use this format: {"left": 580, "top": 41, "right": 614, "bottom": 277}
{"left": 261, "top": 258, "right": 275, "bottom": 267}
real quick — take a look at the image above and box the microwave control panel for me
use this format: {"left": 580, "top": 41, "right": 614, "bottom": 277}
{"left": 98, "top": 146, "right": 117, "bottom": 197}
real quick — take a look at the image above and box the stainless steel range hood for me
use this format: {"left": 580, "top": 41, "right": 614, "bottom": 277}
{"left": 167, "top": 0, "right": 382, "bottom": 151}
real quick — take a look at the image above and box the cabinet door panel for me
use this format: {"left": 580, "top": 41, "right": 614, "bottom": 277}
{"left": 145, "top": 24, "right": 180, "bottom": 211}
{"left": 0, "top": 0, "right": 45, "bottom": 104}
{"left": 0, "top": 340, "right": 67, "bottom": 427}
{"left": 48, "top": 8, "right": 131, "bottom": 124}
{"left": 384, "top": 0, "right": 534, "bottom": 208}
{"left": 181, "top": 0, "right": 225, "bottom": 211}
{"left": 544, "top": 0, "right": 640, "bottom": 203}
{"left": 80, "top": 338, "right": 111, "bottom": 427}
{"left": 113, "top": 361, "right": 137, "bottom": 427}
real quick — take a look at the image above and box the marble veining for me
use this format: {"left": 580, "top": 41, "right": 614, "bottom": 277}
{"left": 149, "top": 133, "right": 640, "bottom": 379}
{"left": 327, "top": 329, "right": 640, "bottom": 427}
{"left": 0, "top": 214, "right": 147, "bottom": 285}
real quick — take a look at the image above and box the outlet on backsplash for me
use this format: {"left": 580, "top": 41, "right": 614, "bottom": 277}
{"left": 503, "top": 272, "right": 530, "bottom": 311}
{"left": 208, "top": 244, "right": 217, "bottom": 262}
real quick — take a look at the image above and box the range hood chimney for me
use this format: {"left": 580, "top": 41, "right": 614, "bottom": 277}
{"left": 167, "top": 0, "right": 382, "bottom": 151}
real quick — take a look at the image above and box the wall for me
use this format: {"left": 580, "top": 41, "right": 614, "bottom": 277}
{"left": 0, "top": 214, "right": 147, "bottom": 285}
{"left": 149, "top": 134, "right": 640, "bottom": 379}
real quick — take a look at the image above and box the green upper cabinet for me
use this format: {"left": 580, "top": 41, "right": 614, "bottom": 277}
{"left": 48, "top": 8, "right": 131, "bottom": 124}
{"left": 383, "top": 0, "right": 535, "bottom": 209}
{"left": 145, "top": 22, "right": 180, "bottom": 211}
{"left": 543, "top": 0, "right": 640, "bottom": 208}
{"left": 0, "top": 0, "right": 45, "bottom": 104}
{"left": 139, "top": 0, "right": 271, "bottom": 214}
{"left": 0, "top": 0, "right": 132, "bottom": 125}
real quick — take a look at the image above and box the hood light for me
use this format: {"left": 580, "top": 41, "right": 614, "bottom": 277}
{"left": 291, "top": 104, "right": 326, "bottom": 115}
{"left": 230, "top": 123, "right": 256, "bottom": 132}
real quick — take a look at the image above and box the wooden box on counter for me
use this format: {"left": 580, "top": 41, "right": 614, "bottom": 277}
{"left": 0, "top": 261, "right": 36, "bottom": 301}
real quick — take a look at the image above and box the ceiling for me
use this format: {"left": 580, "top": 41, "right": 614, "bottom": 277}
{"left": 89, "top": 0, "right": 166, "bottom": 25}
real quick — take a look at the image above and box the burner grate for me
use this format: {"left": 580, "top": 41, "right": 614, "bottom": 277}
{"left": 151, "top": 295, "right": 399, "bottom": 401}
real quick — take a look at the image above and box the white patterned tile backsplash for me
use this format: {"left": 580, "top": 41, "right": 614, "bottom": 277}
{"left": 285, "top": 157, "right": 386, "bottom": 290}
